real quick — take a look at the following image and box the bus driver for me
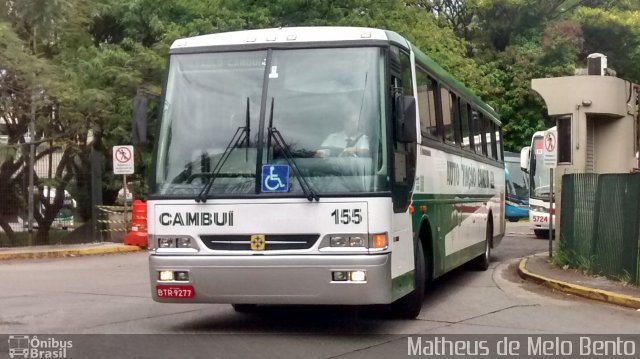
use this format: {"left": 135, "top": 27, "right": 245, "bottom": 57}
{"left": 316, "top": 114, "right": 370, "bottom": 158}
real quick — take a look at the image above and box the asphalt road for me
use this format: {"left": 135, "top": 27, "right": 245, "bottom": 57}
{"left": 1, "top": 222, "right": 638, "bottom": 358}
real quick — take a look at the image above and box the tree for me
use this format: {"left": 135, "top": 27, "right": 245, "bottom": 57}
{"left": 573, "top": 7, "right": 640, "bottom": 83}
{"left": 0, "top": 0, "right": 96, "bottom": 244}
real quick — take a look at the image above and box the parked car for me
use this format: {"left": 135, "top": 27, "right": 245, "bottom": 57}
{"left": 38, "top": 186, "right": 77, "bottom": 230}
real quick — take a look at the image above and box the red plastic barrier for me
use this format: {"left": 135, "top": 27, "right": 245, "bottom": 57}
{"left": 124, "top": 200, "right": 147, "bottom": 248}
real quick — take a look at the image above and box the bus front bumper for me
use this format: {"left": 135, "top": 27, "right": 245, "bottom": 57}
{"left": 149, "top": 253, "right": 393, "bottom": 305}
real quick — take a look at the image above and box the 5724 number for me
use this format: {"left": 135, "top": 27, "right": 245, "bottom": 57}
{"left": 331, "top": 209, "right": 362, "bottom": 224}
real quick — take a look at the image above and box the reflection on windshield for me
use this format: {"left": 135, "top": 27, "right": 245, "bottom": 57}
{"left": 530, "top": 137, "right": 550, "bottom": 198}
{"left": 154, "top": 47, "right": 388, "bottom": 197}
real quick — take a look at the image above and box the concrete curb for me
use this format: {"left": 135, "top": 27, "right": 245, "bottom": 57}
{"left": 0, "top": 245, "right": 143, "bottom": 261}
{"left": 518, "top": 256, "right": 640, "bottom": 310}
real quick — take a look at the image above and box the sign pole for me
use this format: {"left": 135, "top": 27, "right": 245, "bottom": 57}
{"left": 549, "top": 168, "right": 553, "bottom": 258}
{"left": 113, "top": 145, "right": 135, "bottom": 232}
{"left": 123, "top": 174, "right": 128, "bottom": 229}
{"left": 543, "top": 129, "right": 557, "bottom": 259}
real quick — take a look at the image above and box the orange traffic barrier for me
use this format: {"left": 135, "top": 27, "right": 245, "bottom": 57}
{"left": 124, "top": 200, "right": 148, "bottom": 248}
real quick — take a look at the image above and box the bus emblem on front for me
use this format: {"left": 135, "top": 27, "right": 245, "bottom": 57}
{"left": 250, "top": 235, "right": 266, "bottom": 251}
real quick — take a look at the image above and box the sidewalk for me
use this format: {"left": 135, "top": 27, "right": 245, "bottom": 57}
{"left": 519, "top": 253, "right": 640, "bottom": 310}
{"left": 0, "top": 242, "right": 143, "bottom": 261}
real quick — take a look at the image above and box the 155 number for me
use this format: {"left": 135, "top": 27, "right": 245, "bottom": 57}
{"left": 331, "top": 209, "right": 362, "bottom": 224}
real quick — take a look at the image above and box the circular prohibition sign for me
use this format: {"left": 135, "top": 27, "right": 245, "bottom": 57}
{"left": 544, "top": 132, "right": 556, "bottom": 152}
{"left": 115, "top": 147, "right": 132, "bottom": 163}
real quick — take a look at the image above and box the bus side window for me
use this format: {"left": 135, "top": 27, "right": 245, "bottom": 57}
{"left": 489, "top": 120, "right": 498, "bottom": 160}
{"left": 497, "top": 125, "right": 504, "bottom": 161}
{"left": 484, "top": 115, "right": 493, "bottom": 158}
{"left": 451, "top": 93, "right": 461, "bottom": 145}
{"left": 475, "top": 111, "right": 487, "bottom": 155}
{"left": 441, "top": 88, "right": 455, "bottom": 144}
{"left": 389, "top": 46, "right": 416, "bottom": 212}
{"left": 460, "top": 100, "right": 472, "bottom": 151}
{"left": 416, "top": 67, "right": 439, "bottom": 139}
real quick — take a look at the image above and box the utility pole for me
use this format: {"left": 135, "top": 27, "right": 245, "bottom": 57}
{"left": 27, "top": 26, "right": 37, "bottom": 246}
{"left": 27, "top": 93, "right": 35, "bottom": 246}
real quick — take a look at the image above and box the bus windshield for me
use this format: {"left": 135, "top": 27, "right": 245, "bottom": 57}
{"left": 530, "top": 136, "right": 551, "bottom": 199}
{"left": 154, "top": 47, "right": 388, "bottom": 198}
{"left": 505, "top": 159, "right": 528, "bottom": 201}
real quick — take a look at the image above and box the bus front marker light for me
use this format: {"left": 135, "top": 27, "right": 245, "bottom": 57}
{"left": 348, "top": 236, "right": 366, "bottom": 247}
{"left": 330, "top": 236, "right": 348, "bottom": 247}
{"left": 332, "top": 271, "right": 348, "bottom": 281}
{"left": 159, "top": 238, "right": 175, "bottom": 248}
{"left": 159, "top": 271, "right": 174, "bottom": 281}
{"left": 370, "top": 233, "right": 387, "bottom": 249}
{"left": 350, "top": 270, "right": 366, "bottom": 282}
{"left": 176, "top": 238, "right": 191, "bottom": 248}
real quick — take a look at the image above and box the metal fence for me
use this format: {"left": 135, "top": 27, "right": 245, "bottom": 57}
{"left": 0, "top": 141, "right": 111, "bottom": 247}
{"left": 560, "top": 173, "right": 640, "bottom": 285}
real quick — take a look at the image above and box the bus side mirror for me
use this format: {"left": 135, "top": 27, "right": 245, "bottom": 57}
{"left": 132, "top": 92, "right": 148, "bottom": 146}
{"left": 520, "top": 146, "right": 530, "bottom": 172}
{"left": 395, "top": 94, "right": 417, "bottom": 143}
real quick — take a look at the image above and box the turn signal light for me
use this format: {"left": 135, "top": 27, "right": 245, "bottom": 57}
{"left": 370, "top": 233, "right": 387, "bottom": 249}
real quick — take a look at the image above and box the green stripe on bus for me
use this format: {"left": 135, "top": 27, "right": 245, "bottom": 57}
{"left": 392, "top": 270, "right": 415, "bottom": 301}
{"left": 410, "top": 194, "right": 492, "bottom": 277}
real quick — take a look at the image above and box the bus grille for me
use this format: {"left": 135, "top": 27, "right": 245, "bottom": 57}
{"left": 200, "top": 234, "right": 319, "bottom": 251}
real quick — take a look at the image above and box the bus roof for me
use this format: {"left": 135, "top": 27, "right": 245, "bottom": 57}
{"left": 532, "top": 126, "right": 557, "bottom": 138}
{"left": 170, "top": 26, "right": 406, "bottom": 50}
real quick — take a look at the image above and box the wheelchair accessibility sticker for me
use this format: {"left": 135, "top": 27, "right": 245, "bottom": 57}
{"left": 261, "top": 165, "right": 289, "bottom": 193}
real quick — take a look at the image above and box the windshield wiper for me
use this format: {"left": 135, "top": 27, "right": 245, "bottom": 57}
{"left": 266, "top": 98, "right": 319, "bottom": 202}
{"left": 196, "top": 98, "right": 251, "bottom": 203}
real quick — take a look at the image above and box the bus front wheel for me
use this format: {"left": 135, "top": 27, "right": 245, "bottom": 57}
{"left": 389, "top": 239, "right": 425, "bottom": 319}
{"left": 473, "top": 219, "right": 492, "bottom": 271}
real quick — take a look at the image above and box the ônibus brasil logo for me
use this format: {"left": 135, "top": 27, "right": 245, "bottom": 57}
{"left": 8, "top": 335, "right": 72, "bottom": 359}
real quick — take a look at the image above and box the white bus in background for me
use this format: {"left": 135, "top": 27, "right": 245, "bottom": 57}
{"left": 521, "top": 127, "right": 556, "bottom": 238}
{"left": 146, "top": 27, "right": 505, "bottom": 319}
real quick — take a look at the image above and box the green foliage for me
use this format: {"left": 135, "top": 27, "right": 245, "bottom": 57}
{"left": 573, "top": 7, "right": 640, "bottom": 82}
{"left": 551, "top": 245, "right": 572, "bottom": 268}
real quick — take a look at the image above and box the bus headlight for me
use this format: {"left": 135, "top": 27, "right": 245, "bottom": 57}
{"left": 330, "top": 235, "right": 366, "bottom": 247}
{"left": 530, "top": 205, "right": 548, "bottom": 213}
{"left": 157, "top": 236, "right": 198, "bottom": 250}
{"left": 350, "top": 270, "right": 367, "bottom": 282}
{"left": 348, "top": 236, "right": 366, "bottom": 247}
{"left": 176, "top": 238, "right": 192, "bottom": 248}
{"left": 322, "top": 234, "right": 370, "bottom": 252}
{"left": 159, "top": 271, "right": 174, "bottom": 281}
{"left": 331, "top": 270, "right": 367, "bottom": 282}
{"left": 158, "top": 270, "right": 190, "bottom": 282}
{"left": 159, "top": 238, "right": 175, "bottom": 248}
{"left": 330, "top": 236, "right": 348, "bottom": 247}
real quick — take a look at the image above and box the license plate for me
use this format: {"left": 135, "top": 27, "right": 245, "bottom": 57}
{"left": 533, "top": 215, "right": 547, "bottom": 223}
{"left": 156, "top": 285, "right": 195, "bottom": 298}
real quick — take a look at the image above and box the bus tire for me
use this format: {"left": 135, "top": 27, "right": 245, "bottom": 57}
{"left": 473, "top": 218, "right": 492, "bottom": 271}
{"left": 232, "top": 304, "right": 257, "bottom": 313}
{"left": 389, "top": 239, "right": 425, "bottom": 319}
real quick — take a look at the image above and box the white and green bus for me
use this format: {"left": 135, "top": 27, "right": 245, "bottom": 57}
{"left": 148, "top": 27, "right": 505, "bottom": 319}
